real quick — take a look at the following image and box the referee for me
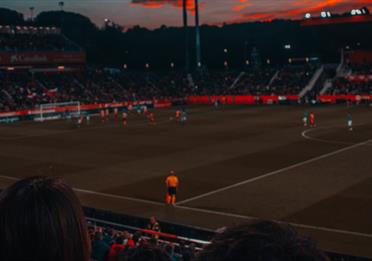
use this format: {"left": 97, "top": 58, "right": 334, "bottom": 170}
{"left": 165, "top": 170, "right": 179, "bottom": 205}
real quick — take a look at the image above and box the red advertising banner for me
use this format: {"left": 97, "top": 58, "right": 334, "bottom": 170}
{"left": 0, "top": 51, "right": 86, "bottom": 65}
{"left": 154, "top": 99, "right": 172, "bottom": 108}
{"left": 260, "top": 96, "right": 279, "bottom": 104}
{"left": 235, "top": 96, "right": 256, "bottom": 104}
{"left": 319, "top": 95, "right": 372, "bottom": 103}
{"left": 187, "top": 96, "right": 210, "bottom": 104}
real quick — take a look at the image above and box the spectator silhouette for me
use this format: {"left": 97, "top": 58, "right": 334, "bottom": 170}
{"left": 0, "top": 176, "right": 90, "bottom": 261}
{"left": 196, "top": 220, "right": 329, "bottom": 261}
{"left": 91, "top": 231, "right": 110, "bottom": 261}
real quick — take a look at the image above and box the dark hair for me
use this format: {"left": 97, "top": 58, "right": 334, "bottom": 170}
{"left": 115, "top": 236, "right": 124, "bottom": 244}
{"left": 119, "top": 243, "right": 171, "bottom": 261}
{"left": 0, "top": 176, "right": 90, "bottom": 261}
{"left": 133, "top": 231, "right": 142, "bottom": 243}
{"left": 94, "top": 231, "right": 104, "bottom": 241}
{"left": 196, "top": 220, "right": 329, "bottom": 261}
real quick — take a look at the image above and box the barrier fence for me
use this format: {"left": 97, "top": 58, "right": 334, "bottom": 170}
{"left": 84, "top": 207, "right": 372, "bottom": 261}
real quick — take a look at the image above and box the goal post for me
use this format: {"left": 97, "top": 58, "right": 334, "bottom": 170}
{"left": 38, "top": 101, "right": 81, "bottom": 122}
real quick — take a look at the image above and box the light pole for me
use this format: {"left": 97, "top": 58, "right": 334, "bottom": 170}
{"left": 29, "top": 7, "right": 34, "bottom": 22}
{"left": 59, "top": 1, "right": 64, "bottom": 11}
{"left": 58, "top": 2, "right": 65, "bottom": 31}
{"left": 195, "top": 0, "right": 202, "bottom": 69}
{"left": 182, "top": 0, "right": 190, "bottom": 73}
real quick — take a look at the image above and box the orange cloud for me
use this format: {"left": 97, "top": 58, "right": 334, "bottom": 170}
{"left": 232, "top": 0, "right": 252, "bottom": 12}
{"left": 131, "top": 0, "right": 195, "bottom": 10}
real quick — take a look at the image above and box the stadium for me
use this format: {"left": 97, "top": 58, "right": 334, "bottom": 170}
{"left": 0, "top": 1, "right": 372, "bottom": 261}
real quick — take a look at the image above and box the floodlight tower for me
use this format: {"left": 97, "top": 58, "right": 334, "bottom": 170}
{"left": 194, "top": 0, "right": 202, "bottom": 69}
{"left": 29, "top": 7, "right": 35, "bottom": 22}
{"left": 59, "top": 1, "right": 64, "bottom": 11}
{"left": 182, "top": 0, "right": 190, "bottom": 72}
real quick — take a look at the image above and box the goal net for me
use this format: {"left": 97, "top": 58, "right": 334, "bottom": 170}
{"left": 37, "top": 101, "right": 81, "bottom": 122}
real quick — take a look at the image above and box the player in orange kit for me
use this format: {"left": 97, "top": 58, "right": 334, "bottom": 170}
{"left": 165, "top": 170, "right": 179, "bottom": 205}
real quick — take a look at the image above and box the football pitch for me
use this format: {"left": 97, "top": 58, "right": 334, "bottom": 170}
{"left": 1, "top": 104, "right": 372, "bottom": 257}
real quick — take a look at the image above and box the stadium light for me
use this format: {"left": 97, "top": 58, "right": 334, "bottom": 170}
{"left": 197, "top": 62, "right": 202, "bottom": 67}
{"left": 305, "top": 13, "right": 311, "bottom": 19}
{"left": 266, "top": 59, "right": 271, "bottom": 65}
{"left": 123, "top": 64, "right": 128, "bottom": 69}
{"left": 284, "top": 44, "right": 291, "bottom": 50}
{"left": 145, "top": 63, "right": 150, "bottom": 69}
{"left": 361, "top": 7, "right": 369, "bottom": 14}
{"left": 320, "top": 11, "right": 331, "bottom": 18}
{"left": 170, "top": 62, "right": 175, "bottom": 68}
{"left": 245, "top": 60, "right": 250, "bottom": 65}
{"left": 224, "top": 48, "right": 228, "bottom": 53}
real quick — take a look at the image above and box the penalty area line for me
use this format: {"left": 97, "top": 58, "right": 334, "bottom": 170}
{"left": 175, "top": 137, "right": 372, "bottom": 206}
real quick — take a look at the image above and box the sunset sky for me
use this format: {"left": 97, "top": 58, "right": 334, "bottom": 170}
{"left": 1, "top": 0, "right": 372, "bottom": 28}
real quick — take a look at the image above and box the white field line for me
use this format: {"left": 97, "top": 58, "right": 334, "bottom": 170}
{"left": 1, "top": 174, "right": 372, "bottom": 239}
{"left": 301, "top": 125, "right": 372, "bottom": 146}
{"left": 175, "top": 205, "right": 372, "bottom": 239}
{"left": 175, "top": 137, "right": 372, "bottom": 205}
{"left": 0, "top": 175, "right": 163, "bottom": 206}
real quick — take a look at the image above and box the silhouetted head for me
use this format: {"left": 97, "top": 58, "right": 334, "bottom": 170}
{"left": 196, "top": 220, "right": 329, "bottom": 261}
{"left": 119, "top": 243, "right": 171, "bottom": 261}
{"left": 0, "top": 176, "right": 90, "bottom": 261}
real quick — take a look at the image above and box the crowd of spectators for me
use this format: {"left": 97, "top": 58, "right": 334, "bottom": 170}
{"left": 229, "top": 67, "right": 276, "bottom": 95}
{"left": 0, "top": 176, "right": 330, "bottom": 261}
{"left": 191, "top": 70, "right": 240, "bottom": 95}
{"left": 1, "top": 63, "right": 370, "bottom": 112}
{"left": 327, "top": 63, "right": 372, "bottom": 95}
{"left": 268, "top": 65, "right": 316, "bottom": 95}
{"left": 89, "top": 222, "right": 198, "bottom": 261}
